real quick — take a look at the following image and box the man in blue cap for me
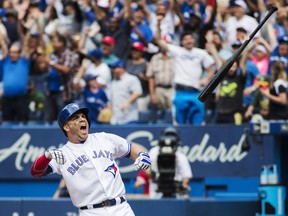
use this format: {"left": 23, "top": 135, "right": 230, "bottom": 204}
{"left": 78, "top": 48, "right": 111, "bottom": 92}
{"left": 109, "top": 59, "right": 142, "bottom": 124}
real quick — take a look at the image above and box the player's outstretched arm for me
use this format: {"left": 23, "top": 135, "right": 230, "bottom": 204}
{"left": 131, "top": 144, "right": 151, "bottom": 170}
{"left": 31, "top": 149, "right": 66, "bottom": 177}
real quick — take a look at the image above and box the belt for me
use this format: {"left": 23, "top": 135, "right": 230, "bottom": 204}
{"left": 79, "top": 196, "right": 126, "bottom": 210}
{"left": 175, "top": 84, "right": 199, "bottom": 92}
{"left": 156, "top": 84, "right": 172, "bottom": 88}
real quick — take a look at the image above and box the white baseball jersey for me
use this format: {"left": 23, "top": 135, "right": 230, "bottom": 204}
{"left": 49, "top": 132, "right": 131, "bottom": 208}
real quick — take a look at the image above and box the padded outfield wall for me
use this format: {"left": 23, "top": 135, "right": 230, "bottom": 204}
{"left": 0, "top": 124, "right": 275, "bottom": 196}
{"left": 0, "top": 124, "right": 280, "bottom": 215}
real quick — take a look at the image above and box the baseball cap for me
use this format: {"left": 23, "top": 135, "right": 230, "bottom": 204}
{"left": 84, "top": 74, "right": 97, "bottom": 81}
{"left": 110, "top": 59, "right": 126, "bottom": 69}
{"left": 87, "top": 48, "right": 103, "bottom": 59}
{"left": 278, "top": 35, "right": 288, "bottom": 44}
{"left": 233, "top": 0, "right": 247, "bottom": 11}
{"left": 131, "top": 42, "right": 145, "bottom": 52}
{"left": 5, "top": 9, "right": 18, "bottom": 18}
{"left": 236, "top": 27, "right": 247, "bottom": 33}
{"left": 102, "top": 36, "right": 115, "bottom": 46}
{"left": 231, "top": 40, "right": 242, "bottom": 48}
{"left": 253, "top": 44, "right": 266, "bottom": 53}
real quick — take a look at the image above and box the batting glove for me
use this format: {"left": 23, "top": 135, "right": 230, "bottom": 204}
{"left": 45, "top": 149, "right": 66, "bottom": 165}
{"left": 134, "top": 152, "right": 151, "bottom": 170}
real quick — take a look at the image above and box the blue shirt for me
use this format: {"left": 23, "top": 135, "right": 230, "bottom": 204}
{"left": 47, "top": 68, "right": 62, "bottom": 92}
{"left": 2, "top": 56, "right": 30, "bottom": 96}
{"left": 243, "top": 60, "right": 260, "bottom": 106}
{"left": 84, "top": 88, "right": 109, "bottom": 123}
{"left": 269, "top": 46, "right": 288, "bottom": 75}
{"left": 130, "top": 23, "right": 153, "bottom": 43}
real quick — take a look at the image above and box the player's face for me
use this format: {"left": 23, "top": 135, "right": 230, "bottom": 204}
{"left": 64, "top": 113, "right": 89, "bottom": 143}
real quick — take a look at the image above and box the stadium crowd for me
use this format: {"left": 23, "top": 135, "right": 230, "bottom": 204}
{"left": 0, "top": 0, "right": 287, "bottom": 126}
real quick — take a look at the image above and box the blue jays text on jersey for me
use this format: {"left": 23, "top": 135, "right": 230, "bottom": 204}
{"left": 67, "top": 150, "right": 113, "bottom": 175}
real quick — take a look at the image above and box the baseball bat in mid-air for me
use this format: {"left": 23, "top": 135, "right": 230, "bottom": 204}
{"left": 198, "top": 5, "right": 278, "bottom": 102}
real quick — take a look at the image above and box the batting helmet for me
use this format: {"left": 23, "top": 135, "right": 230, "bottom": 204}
{"left": 58, "top": 103, "right": 91, "bottom": 136}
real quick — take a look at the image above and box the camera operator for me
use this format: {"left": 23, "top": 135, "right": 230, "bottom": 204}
{"left": 148, "top": 127, "right": 192, "bottom": 198}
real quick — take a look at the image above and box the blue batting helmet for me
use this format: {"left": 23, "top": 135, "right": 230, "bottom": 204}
{"left": 58, "top": 103, "right": 90, "bottom": 136}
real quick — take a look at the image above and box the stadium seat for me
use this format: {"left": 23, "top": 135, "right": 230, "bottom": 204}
{"left": 138, "top": 110, "right": 158, "bottom": 124}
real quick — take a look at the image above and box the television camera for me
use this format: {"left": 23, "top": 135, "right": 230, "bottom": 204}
{"left": 154, "top": 127, "right": 188, "bottom": 197}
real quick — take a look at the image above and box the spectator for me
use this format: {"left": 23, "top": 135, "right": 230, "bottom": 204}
{"left": 156, "top": 31, "right": 215, "bottom": 125}
{"left": 125, "top": 0, "right": 153, "bottom": 46}
{"left": 19, "top": 0, "right": 46, "bottom": 36}
{"left": 28, "top": 35, "right": 49, "bottom": 95}
{"left": 146, "top": 43, "right": 174, "bottom": 111}
{"left": 0, "top": 33, "right": 31, "bottom": 123}
{"left": 224, "top": 0, "right": 260, "bottom": 46}
{"left": 98, "top": 16, "right": 131, "bottom": 60}
{"left": 248, "top": 37, "right": 271, "bottom": 76}
{"left": 256, "top": 0, "right": 278, "bottom": 47}
{"left": 134, "top": 170, "right": 150, "bottom": 196}
{"left": 215, "top": 56, "right": 247, "bottom": 125}
{"left": 273, "top": 2, "right": 288, "bottom": 42}
{"left": 82, "top": 74, "right": 109, "bottom": 125}
{"left": 126, "top": 42, "right": 149, "bottom": 111}
{"left": 43, "top": 3, "right": 59, "bottom": 37}
{"left": 76, "top": 48, "right": 111, "bottom": 93}
{"left": 100, "top": 36, "right": 119, "bottom": 65}
{"left": 44, "top": 33, "right": 73, "bottom": 123}
{"left": 179, "top": 0, "right": 217, "bottom": 48}
{"left": 52, "top": 0, "right": 83, "bottom": 37}
{"left": 147, "top": 0, "right": 180, "bottom": 41}
{"left": 27, "top": 79, "right": 45, "bottom": 121}
{"left": 231, "top": 39, "right": 260, "bottom": 118}
{"left": 244, "top": 75, "right": 270, "bottom": 121}
{"left": 269, "top": 36, "right": 288, "bottom": 75}
{"left": 204, "top": 30, "right": 233, "bottom": 124}
{"left": 2, "top": 9, "right": 19, "bottom": 46}
{"left": 78, "top": 0, "right": 97, "bottom": 29}
{"left": 109, "top": 59, "right": 142, "bottom": 125}
{"left": 260, "top": 61, "right": 288, "bottom": 120}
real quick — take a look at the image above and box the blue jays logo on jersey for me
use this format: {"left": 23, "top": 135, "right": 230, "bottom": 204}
{"left": 105, "top": 163, "right": 118, "bottom": 178}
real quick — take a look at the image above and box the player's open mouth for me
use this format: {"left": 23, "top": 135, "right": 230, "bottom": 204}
{"left": 80, "top": 125, "right": 87, "bottom": 131}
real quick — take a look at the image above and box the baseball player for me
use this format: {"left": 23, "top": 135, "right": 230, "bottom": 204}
{"left": 30, "top": 103, "right": 151, "bottom": 216}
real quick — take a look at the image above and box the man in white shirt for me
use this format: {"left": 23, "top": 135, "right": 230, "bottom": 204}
{"left": 225, "top": 0, "right": 260, "bottom": 46}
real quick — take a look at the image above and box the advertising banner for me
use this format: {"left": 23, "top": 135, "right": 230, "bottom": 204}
{"left": 0, "top": 125, "right": 274, "bottom": 179}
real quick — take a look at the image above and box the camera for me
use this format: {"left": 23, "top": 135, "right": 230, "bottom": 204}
{"left": 155, "top": 127, "right": 180, "bottom": 197}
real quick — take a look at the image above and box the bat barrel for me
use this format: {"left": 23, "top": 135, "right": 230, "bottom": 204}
{"left": 198, "top": 5, "right": 278, "bottom": 102}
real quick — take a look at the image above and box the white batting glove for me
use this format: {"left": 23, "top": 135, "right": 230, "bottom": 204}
{"left": 134, "top": 152, "right": 151, "bottom": 170}
{"left": 45, "top": 149, "right": 66, "bottom": 165}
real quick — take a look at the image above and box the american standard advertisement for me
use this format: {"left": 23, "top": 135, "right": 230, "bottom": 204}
{"left": 0, "top": 125, "right": 274, "bottom": 179}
